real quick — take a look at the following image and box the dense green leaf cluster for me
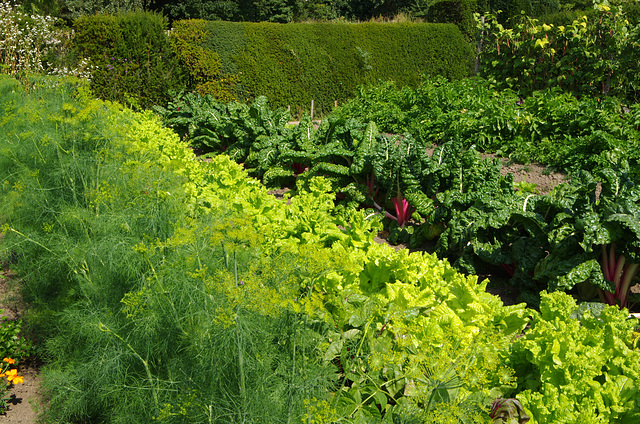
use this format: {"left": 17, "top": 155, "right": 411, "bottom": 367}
{"left": 333, "top": 77, "right": 640, "bottom": 175}
{"left": 425, "top": 0, "right": 478, "bottom": 37}
{"left": 478, "top": 4, "right": 640, "bottom": 103}
{"left": 172, "top": 20, "right": 474, "bottom": 116}
{"left": 73, "top": 11, "right": 182, "bottom": 108}
{"left": 0, "top": 75, "right": 339, "bottom": 422}
{"left": 509, "top": 291, "right": 640, "bottom": 423}
{"left": 432, "top": 162, "right": 640, "bottom": 308}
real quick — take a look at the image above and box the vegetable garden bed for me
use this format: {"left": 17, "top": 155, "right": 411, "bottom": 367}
{"left": 2, "top": 75, "right": 640, "bottom": 423}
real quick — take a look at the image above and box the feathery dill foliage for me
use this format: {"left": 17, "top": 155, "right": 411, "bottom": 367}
{"left": 0, "top": 75, "right": 336, "bottom": 423}
{"left": 0, "top": 75, "right": 179, "bottom": 320}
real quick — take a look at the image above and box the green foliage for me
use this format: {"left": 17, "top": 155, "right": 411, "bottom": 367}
{"left": 158, "top": 0, "right": 297, "bottom": 23}
{"left": 193, "top": 20, "right": 474, "bottom": 116}
{"left": 478, "top": 5, "right": 640, "bottom": 103}
{"left": 4, "top": 74, "right": 640, "bottom": 424}
{"left": 488, "top": 0, "right": 560, "bottom": 25}
{"left": 154, "top": 92, "right": 291, "bottom": 166}
{"left": 74, "top": 11, "right": 181, "bottom": 109}
{"left": 0, "top": 75, "right": 339, "bottom": 423}
{"left": 334, "top": 77, "right": 640, "bottom": 176}
{"left": 329, "top": 76, "right": 640, "bottom": 305}
{"left": 168, "top": 20, "right": 236, "bottom": 101}
{"left": 509, "top": 291, "right": 640, "bottom": 423}
{"left": 318, "top": 244, "right": 529, "bottom": 422}
{"left": 426, "top": 0, "right": 478, "bottom": 38}
{"left": 156, "top": 0, "right": 426, "bottom": 23}
{"left": 58, "top": 0, "right": 146, "bottom": 21}
{"left": 0, "top": 316, "right": 33, "bottom": 362}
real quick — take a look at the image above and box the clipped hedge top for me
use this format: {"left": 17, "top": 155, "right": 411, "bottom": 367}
{"left": 172, "top": 19, "right": 475, "bottom": 115}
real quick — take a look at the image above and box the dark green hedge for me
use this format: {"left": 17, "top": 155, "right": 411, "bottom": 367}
{"left": 178, "top": 21, "right": 474, "bottom": 116}
{"left": 74, "top": 12, "right": 182, "bottom": 109}
{"left": 426, "top": 0, "right": 477, "bottom": 38}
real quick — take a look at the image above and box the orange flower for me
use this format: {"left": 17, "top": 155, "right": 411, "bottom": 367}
{"left": 4, "top": 369, "right": 20, "bottom": 383}
{"left": 2, "top": 358, "right": 15, "bottom": 365}
{"left": 11, "top": 375, "right": 23, "bottom": 384}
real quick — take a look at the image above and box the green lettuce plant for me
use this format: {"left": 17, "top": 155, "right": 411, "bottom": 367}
{"left": 508, "top": 291, "right": 640, "bottom": 423}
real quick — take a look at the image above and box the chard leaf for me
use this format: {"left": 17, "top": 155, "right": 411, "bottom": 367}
{"left": 534, "top": 253, "right": 606, "bottom": 291}
{"left": 578, "top": 211, "right": 609, "bottom": 251}
{"left": 324, "top": 339, "right": 345, "bottom": 361}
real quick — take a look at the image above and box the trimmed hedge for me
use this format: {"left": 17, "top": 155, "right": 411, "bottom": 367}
{"left": 171, "top": 20, "right": 474, "bottom": 116}
{"left": 74, "top": 11, "right": 182, "bottom": 109}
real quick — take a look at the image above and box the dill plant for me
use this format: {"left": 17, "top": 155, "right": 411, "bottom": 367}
{"left": 0, "top": 75, "right": 338, "bottom": 423}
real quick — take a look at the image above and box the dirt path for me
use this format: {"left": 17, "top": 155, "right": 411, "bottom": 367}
{"left": 0, "top": 267, "right": 43, "bottom": 424}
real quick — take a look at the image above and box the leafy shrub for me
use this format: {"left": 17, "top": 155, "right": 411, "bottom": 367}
{"left": 74, "top": 11, "right": 182, "bottom": 108}
{"left": 55, "top": 0, "right": 147, "bottom": 21}
{"left": 478, "top": 4, "right": 640, "bottom": 102}
{"left": 168, "top": 19, "right": 236, "bottom": 101}
{"left": 426, "top": 0, "right": 478, "bottom": 38}
{"left": 487, "top": 0, "right": 561, "bottom": 24}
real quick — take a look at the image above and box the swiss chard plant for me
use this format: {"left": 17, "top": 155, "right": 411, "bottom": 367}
{"left": 532, "top": 166, "right": 640, "bottom": 309}
{"left": 154, "top": 91, "right": 290, "bottom": 162}
{"left": 334, "top": 76, "right": 640, "bottom": 179}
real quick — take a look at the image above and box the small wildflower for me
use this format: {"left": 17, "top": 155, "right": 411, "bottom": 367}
{"left": 4, "top": 369, "right": 17, "bottom": 382}
{"left": 1, "top": 368, "right": 23, "bottom": 384}
{"left": 2, "top": 358, "right": 15, "bottom": 365}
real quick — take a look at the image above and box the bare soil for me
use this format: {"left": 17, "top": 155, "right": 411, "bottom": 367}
{"left": 487, "top": 154, "right": 568, "bottom": 195}
{"left": 0, "top": 267, "right": 43, "bottom": 424}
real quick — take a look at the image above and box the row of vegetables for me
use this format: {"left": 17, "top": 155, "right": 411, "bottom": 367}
{"left": 155, "top": 81, "right": 640, "bottom": 310}
{"left": 1, "top": 75, "right": 640, "bottom": 423}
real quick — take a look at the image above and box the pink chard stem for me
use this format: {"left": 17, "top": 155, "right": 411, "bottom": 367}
{"left": 600, "top": 244, "right": 639, "bottom": 309}
{"left": 619, "top": 263, "right": 639, "bottom": 310}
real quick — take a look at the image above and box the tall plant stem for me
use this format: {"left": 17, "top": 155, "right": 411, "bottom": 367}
{"left": 6, "top": 227, "right": 54, "bottom": 254}
{"left": 232, "top": 250, "right": 247, "bottom": 421}
{"left": 286, "top": 312, "right": 297, "bottom": 424}
{"left": 99, "top": 323, "right": 159, "bottom": 412}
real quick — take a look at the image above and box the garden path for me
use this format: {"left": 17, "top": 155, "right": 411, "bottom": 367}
{"left": 0, "top": 267, "right": 43, "bottom": 424}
